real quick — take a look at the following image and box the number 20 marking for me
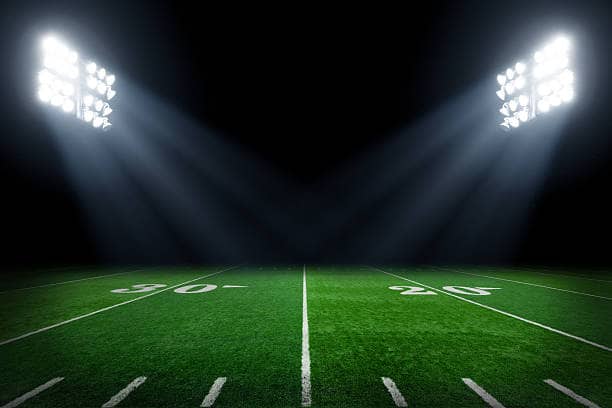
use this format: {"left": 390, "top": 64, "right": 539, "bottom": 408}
{"left": 388, "top": 286, "right": 436, "bottom": 295}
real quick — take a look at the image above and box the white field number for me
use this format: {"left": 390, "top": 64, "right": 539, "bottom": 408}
{"left": 389, "top": 285, "right": 501, "bottom": 296}
{"left": 111, "top": 283, "right": 242, "bottom": 294}
{"left": 111, "top": 284, "right": 167, "bottom": 293}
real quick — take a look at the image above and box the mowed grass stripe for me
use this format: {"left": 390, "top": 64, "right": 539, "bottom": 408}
{"left": 0, "top": 269, "right": 144, "bottom": 295}
{"left": 510, "top": 267, "right": 612, "bottom": 283}
{"left": 0, "top": 266, "right": 238, "bottom": 346}
{"left": 437, "top": 268, "right": 612, "bottom": 300}
{"left": 373, "top": 267, "right": 612, "bottom": 352}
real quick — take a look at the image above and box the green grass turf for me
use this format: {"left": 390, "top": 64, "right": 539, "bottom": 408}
{"left": 0, "top": 266, "right": 610, "bottom": 407}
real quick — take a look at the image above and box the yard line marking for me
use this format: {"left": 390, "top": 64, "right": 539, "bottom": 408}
{"left": 438, "top": 268, "right": 612, "bottom": 300}
{"left": 221, "top": 285, "right": 248, "bottom": 288}
{"left": 0, "top": 377, "right": 64, "bottom": 408}
{"left": 0, "top": 270, "right": 144, "bottom": 294}
{"left": 101, "top": 376, "right": 147, "bottom": 407}
{"left": 381, "top": 377, "right": 408, "bottom": 407}
{"left": 301, "top": 264, "right": 312, "bottom": 407}
{"left": 372, "top": 267, "right": 612, "bottom": 352}
{"left": 201, "top": 377, "right": 227, "bottom": 407}
{"left": 544, "top": 379, "right": 601, "bottom": 408}
{"left": 0, "top": 266, "right": 239, "bottom": 346}
{"left": 462, "top": 378, "right": 506, "bottom": 408}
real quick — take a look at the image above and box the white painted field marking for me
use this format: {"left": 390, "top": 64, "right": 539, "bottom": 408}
{"left": 544, "top": 379, "right": 601, "bottom": 408}
{"left": 201, "top": 377, "right": 227, "bottom": 407}
{"left": 101, "top": 376, "right": 147, "bottom": 407}
{"left": 462, "top": 378, "right": 506, "bottom": 408}
{"left": 301, "top": 265, "right": 312, "bottom": 407}
{"left": 381, "top": 377, "right": 408, "bottom": 407}
{"left": 0, "top": 377, "right": 64, "bottom": 408}
{"left": 0, "top": 266, "right": 239, "bottom": 346}
{"left": 440, "top": 268, "right": 612, "bottom": 300}
{"left": 221, "top": 285, "right": 248, "bottom": 288}
{"left": 0, "top": 270, "right": 143, "bottom": 295}
{"left": 372, "top": 267, "right": 612, "bottom": 352}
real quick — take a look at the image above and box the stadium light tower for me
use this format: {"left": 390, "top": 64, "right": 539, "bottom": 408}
{"left": 37, "top": 35, "right": 116, "bottom": 130}
{"left": 496, "top": 35, "right": 574, "bottom": 131}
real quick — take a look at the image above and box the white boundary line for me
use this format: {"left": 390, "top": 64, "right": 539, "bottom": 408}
{"left": 462, "top": 378, "right": 506, "bottom": 408}
{"left": 436, "top": 267, "right": 612, "bottom": 300}
{"left": 544, "top": 379, "right": 601, "bottom": 408}
{"left": 301, "top": 265, "right": 312, "bottom": 407}
{"left": 201, "top": 377, "right": 227, "bottom": 407}
{"left": 0, "top": 266, "right": 239, "bottom": 346}
{"left": 381, "top": 377, "right": 408, "bottom": 407}
{"left": 0, "top": 377, "right": 64, "bottom": 408}
{"left": 371, "top": 267, "right": 612, "bottom": 352}
{"left": 0, "top": 269, "right": 144, "bottom": 295}
{"left": 101, "top": 376, "right": 147, "bottom": 407}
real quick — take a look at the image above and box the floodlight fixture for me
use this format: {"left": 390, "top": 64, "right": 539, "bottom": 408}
{"left": 496, "top": 35, "right": 574, "bottom": 131}
{"left": 37, "top": 35, "right": 116, "bottom": 131}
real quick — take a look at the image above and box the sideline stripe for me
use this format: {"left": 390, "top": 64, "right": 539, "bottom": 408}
{"left": 372, "top": 267, "right": 612, "bottom": 352}
{"left": 0, "top": 266, "right": 239, "bottom": 346}
{"left": 544, "top": 379, "right": 601, "bottom": 408}
{"left": 0, "top": 270, "right": 143, "bottom": 295}
{"left": 437, "top": 268, "right": 612, "bottom": 301}
{"left": 462, "top": 378, "right": 506, "bottom": 408}
{"left": 301, "top": 265, "right": 312, "bottom": 407}
{"left": 101, "top": 376, "right": 147, "bottom": 407}
{"left": 381, "top": 377, "right": 408, "bottom": 407}
{"left": 0, "top": 377, "right": 64, "bottom": 408}
{"left": 201, "top": 377, "right": 227, "bottom": 407}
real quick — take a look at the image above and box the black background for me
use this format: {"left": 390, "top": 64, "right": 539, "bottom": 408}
{"left": 0, "top": 1, "right": 611, "bottom": 268}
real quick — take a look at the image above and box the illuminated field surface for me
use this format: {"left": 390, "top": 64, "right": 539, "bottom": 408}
{"left": 0, "top": 266, "right": 610, "bottom": 407}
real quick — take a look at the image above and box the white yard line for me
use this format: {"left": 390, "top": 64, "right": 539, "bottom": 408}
{"left": 0, "top": 270, "right": 144, "bottom": 294}
{"left": 101, "top": 376, "right": 147, "bottom": 407}
{"left": 462, "top": 378, "right": 506, "bottom": 408}
{"left": 301, "top": 265, "right": 312, "bottom": 407}
{"left": 544, "top": 379, "right": 601, "bottom": 408}
{"left": 0, "top": 377, "right": 64, "bottom": 408}
{"left": 201, "top": 377, "right": 227, "bottom": 407}
{"left": 437, "top": 268, "right": 612, "bottom": 300}
{"left": 381, "top": 377, "right": 408, "bottom": 407}
{"left": 0, "top": 266, "right": 239, "bottom": 347}
{"left": 372, "top": 267, "right": 612, "bottom": 352}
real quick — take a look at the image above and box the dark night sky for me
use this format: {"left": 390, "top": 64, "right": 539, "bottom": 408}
{"left": 0, "top": 1, "right": 611, "bottom": 267}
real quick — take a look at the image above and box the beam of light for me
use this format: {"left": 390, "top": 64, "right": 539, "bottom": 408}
{"left": 39, "top": 41, "right": 575, "bottom": 265}
{"left": 43, "top": 75, "right": 307, "bottom": 264}
{"left": 298, "top": 75, "right": 570, "bottom": 264}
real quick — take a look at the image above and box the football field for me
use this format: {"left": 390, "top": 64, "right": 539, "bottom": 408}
{"left": 0, "top": 266, "right": 610, "bottom": 407}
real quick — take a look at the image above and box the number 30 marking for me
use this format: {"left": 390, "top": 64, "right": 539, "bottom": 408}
{"left": 111, "top": 283, "right": 219, "bottom": 294}
{"left": 111, "top": 284, "right": 168, "bottom": 293}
